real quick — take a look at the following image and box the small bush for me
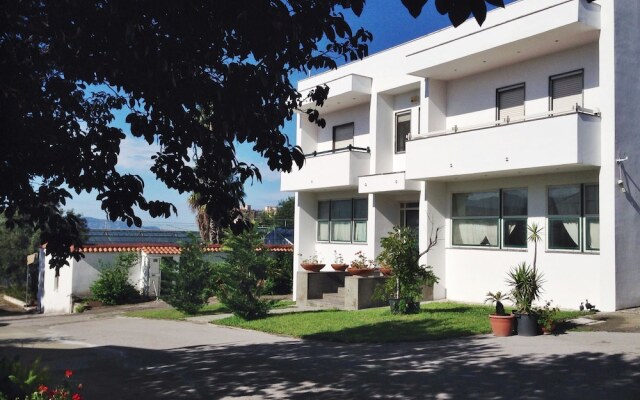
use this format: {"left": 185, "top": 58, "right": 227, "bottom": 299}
{"left": 90, "top": 252, "right": 139, "bottom": 305}
{"left": 263, "top": 252, "right": 293, "bottom": 295}
{"left": 213, "top": 228, "right": 271, "bottom": 320}
{"left": 0, "top": 357, "right": 48, "bottom": 399}
{"left": 161, "top": 235, "right": 213, "bottom": 315}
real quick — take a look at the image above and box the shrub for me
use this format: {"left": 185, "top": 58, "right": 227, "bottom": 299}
{"left": 213, "top": 228, "right": 271, "bottom": 320}
{"left": 90, "top": 252, "right": 139, "bottom": 305}
{"left": 160, "top": 235, "right": 213, "bottom": 315}
{"left": 0, "top": 357, "right": 48, "bottom": 400}
{"left": 263, "top": 252, "right": 293, "bottom": 295}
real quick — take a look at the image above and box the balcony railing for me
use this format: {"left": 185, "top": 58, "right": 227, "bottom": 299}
{"left": 411, "top": 106, "right": 600, "bottom": 141}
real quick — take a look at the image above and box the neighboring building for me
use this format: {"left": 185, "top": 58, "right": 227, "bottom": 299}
{"left": 282, "top": 0, "right": 640, "bottom": 311}
{"left": 38, "top": 230, "right": 292, "bottom": 314}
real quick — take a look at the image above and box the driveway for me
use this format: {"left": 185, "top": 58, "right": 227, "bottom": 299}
{"left": 1, "top": 309, "right": 639, "bottom": 399}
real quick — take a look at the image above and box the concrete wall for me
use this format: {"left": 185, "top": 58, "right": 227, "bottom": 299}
{"left": 614, "top": 0, "right": 640, "bottom": 309}
{"left": 316, "top": 103, "right": 371, "bottom": 152}
{"left": 40, "top": 260, "right": 74, "bottom": 314}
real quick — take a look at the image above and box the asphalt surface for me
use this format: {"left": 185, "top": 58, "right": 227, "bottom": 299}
{"left": 1, "top": 303, "right": 640, "bottom": 399}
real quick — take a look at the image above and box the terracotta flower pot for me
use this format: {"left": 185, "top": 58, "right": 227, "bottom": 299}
{"left": 331, "top": 263, "right": 349, "bottom": 271}
{"left": 301, "top": 263, "right": 325, "bottom": 272}
{"left": 347, "top": 267, "right": 375, "bottom": 276}
{"left": 379, "top": 266, "right": 392, "bottom": 276}
{"left": 488, "top": 314, "right": 515, "bottom": 337}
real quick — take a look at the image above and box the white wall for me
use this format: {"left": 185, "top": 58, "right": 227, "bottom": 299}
{"left": 444, "top": 43, "right": 599, "bottom": 130}
{"left": 429, "top": 170, "right": 604, "bottom": 310}
{"left": 40, "top": 259, "right": 74, "bottom": 314}
{"left": 316, "top": 103, "right": 370, "bottom": 152}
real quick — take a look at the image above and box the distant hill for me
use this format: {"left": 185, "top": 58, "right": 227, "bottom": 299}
{"left": 84, "top": 217, "right": 161, "bottom": 231}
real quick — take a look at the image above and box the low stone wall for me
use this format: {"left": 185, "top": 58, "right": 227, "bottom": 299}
{"left": 343, "top": 276, "right": 387, "bottom": 310}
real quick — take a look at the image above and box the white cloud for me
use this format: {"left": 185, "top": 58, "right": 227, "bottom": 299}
{"left": 116, "top": 136, "right": 160, "bottom": 174}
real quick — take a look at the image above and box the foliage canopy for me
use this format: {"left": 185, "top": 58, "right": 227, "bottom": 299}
{"left": 1, "top": 0, "right": 502, "bottom": 272}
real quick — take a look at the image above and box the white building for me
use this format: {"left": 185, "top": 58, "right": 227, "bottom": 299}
{"left": 282, "top": 0, "right": 640, "bottom": 311}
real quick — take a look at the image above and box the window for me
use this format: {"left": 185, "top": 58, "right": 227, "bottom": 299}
{"left": 497, "top": 84, "right": 525, "bottom": 122}
{"left": 502, "top": 189, "right": 528, "bottom": 248}
{"left": 400, "top": 202, "right": 419, "bottom": 231}
{"left": 452, "top": 189, "right": 528, "bottom": 248}
{"left": 333, "top": 123, "right": 354, "bottom": 150}
{"left": 317, "top": 198, "right": 368, "bottom": 243}
{"left": 550, "top": 70, "right": 583, "bottom": 111}
{"left": 452, "top": 191, "right": 500, "bottom": 247}
{"left": 395, "top": 112, "right": 410, "bottom": 153}
{"left": 547, "top": 184, "right": 599, "bottom": 251}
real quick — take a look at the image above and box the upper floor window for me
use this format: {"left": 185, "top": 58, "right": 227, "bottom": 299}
{"left": 317, "top": 198, "right": 367, "bottom": 243}
{"left": 333, "top": 123, "right": 354, "bottom": 150}
{"left": 497, "top": 83, "right": 525, "bottom": 122}
{"left": 452, "top": 188, "right": 528, "bottom": 248}
{"left": 548, "top": 184, "right": 598, "bottom": 251}
{"left": 550, "top": 70, "right": 584, "bottom": 111}
{"left": 395, "top": 112, "right": 410, "bottom": 153}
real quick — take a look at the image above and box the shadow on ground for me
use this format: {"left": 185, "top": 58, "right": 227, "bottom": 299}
{"left": 2, "top": 336, "right": 639, "bottom": 400}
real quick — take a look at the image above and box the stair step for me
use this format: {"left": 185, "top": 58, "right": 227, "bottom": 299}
{"left": 307, "top": 299, "right": 344, "bottom": 309}
{"left": 323, "top": 293, "right": 345, "bottom": 302}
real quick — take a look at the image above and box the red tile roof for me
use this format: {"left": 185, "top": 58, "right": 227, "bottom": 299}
{"left": 79, "top": 244, "right": 293, "bottom": 254}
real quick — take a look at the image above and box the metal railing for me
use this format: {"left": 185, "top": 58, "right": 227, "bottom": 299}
{"left": 305, "top": 145, "right": 371, "bottom": 157}
{"left": 410, "top": 106, "right": 600, "bottom": 141}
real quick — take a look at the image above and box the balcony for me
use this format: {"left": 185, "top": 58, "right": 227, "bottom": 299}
{"left": 281, "top": 147, "right": 371, "bottom": 192}
{"left": 358, "top": 172, "right": 421, "bottom": 194}
{"left": 298, "top": 74, "right": 372, "bottom": 114}
{"left": 405, "top": 109, "right": 601, "bottom": 181}
{"left": 406, "top": 0, "right": 600, "bottom": 80}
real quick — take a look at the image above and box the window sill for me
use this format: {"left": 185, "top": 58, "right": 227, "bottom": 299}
{"left": 545, "top": 249, "right": 600, "bottom": 255}
{"left": 448, "top": 246, "right": 527, "bottom": 252}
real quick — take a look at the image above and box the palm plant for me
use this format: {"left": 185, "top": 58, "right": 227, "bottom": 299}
{"left": 485, "top": 291, "right": 511, "bottom": 316}
{"left": 527, "top": 223, "right": 543, "bottom": 272}
{"left": 505, "top": 262, "right": 544, "bottom": 314}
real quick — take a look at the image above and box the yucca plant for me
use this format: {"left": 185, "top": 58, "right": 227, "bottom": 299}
{"left": 505, "top": 262, "right": 544, "bottom": 314}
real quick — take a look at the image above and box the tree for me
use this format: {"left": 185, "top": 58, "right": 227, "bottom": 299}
{"left": 90, "top": 252, "right": 140, "bottom": 305}
{"left": 274, "top": 197, "right": 295, "bottom": 228}
{"left": 161, "top": 235, "right": 213, "bottom": 315}
{"left": 0, "top": 215, "right": 38, "bottom": 289}
{"left": 1, "top": 0, "right": 503, "bottom": 273}
{"left": 213, "top": 227, "right": 271, "bottom": 320}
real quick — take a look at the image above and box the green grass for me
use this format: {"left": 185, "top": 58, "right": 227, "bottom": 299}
{"left": 212, "top": 302, "right": 588, "bottom": 343}
{"left": 124, "top": 299, "right": 296, "bottom": 320}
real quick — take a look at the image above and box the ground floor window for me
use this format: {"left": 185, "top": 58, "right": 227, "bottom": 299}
{"left": 400, "top": 202, "right": 419, "bottom": 231}
{"left": 317, "top": 198, "right": 368, "bottom": 243}
{"left": 452, "top": 188, "right": 528, "bottom": 248}
{"left": 548, "top": 184, "right": 599, "bottom": 251}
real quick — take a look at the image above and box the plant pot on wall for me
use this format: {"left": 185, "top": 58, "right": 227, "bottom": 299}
{"left": 379, "top": 266, "right": 392, "bottom": 276}
{"left": 301, "top": 263, "right": 325, "bottom": 272}
{"left": 514, "top": 313, "right": 539, "bottom": 336}
{"left": 331, "top": 263, "right": 349, "bottom": 271}
{"left": 346, "top": 267, "right": 375, "bottom": 276}
{"left": 488, "top": 314, "right": 515, "bottom": 337}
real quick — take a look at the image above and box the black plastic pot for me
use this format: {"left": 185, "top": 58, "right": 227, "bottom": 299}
{"left": 514, "top": 312, "right": 539, "bottom": 336}
{"left": 389, "top": 298, "right": 420, "bottom": 314}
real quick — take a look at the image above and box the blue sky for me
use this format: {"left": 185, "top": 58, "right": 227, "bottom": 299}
{"left": 65, "top": 1, "right": 510, "bottom": 230}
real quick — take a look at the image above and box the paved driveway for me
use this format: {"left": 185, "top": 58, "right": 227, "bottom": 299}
{"left": 1, "top": 311, "right": 639, "bottom": 399}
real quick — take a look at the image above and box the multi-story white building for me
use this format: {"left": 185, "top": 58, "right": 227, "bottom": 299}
{"left": 282, "top": 0, "right": 640, "bottom": 311}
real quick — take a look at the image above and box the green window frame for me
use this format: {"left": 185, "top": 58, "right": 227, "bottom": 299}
{"left": 452, "top": 188, "right": 528, "bottom": 248}
{"left": 317, "top": 198, "right": 368, "bottom": 243}
{"left": 547, "top": 184, "right": 599, "bottom": 251}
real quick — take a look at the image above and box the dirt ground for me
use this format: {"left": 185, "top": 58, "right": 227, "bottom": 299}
{"left": 573, "top": 307, "right": 640, "bottom": 333}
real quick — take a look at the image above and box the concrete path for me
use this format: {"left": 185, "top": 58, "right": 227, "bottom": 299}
{"left": 1, "top": 311, "right": 639, "bottom": 399}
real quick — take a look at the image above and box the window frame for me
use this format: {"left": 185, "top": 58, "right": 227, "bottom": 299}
{"left": 451, "top": 188, "right": 528, "bottom": 249}
{"left": 548, "top": 69, "right": 584, "bottom": 112}
{"left": 546, "top": 183, "right": 599, "bottom": 252}
{"left": 496, "top": 83, "right": 526, "bottom": 122}
{"left": 316, "top": 198, "right": 368, "bottom": 244}
{"left": 332, "top": 122, "right": 354, "bottom": 151}
{"left": 395, "top": 110, "right": 411, "bottom": 154}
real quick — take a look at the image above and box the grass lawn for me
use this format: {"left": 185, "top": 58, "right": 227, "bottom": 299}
{"left": 124, "top": 300, "right": 295, "bottom": 320}
{"left": 212, "top": 301, "right": 587, "bottom": 343}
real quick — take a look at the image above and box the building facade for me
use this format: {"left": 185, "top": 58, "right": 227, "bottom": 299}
{"left": 282, "top": 0, "right": 640, "bottom": 311}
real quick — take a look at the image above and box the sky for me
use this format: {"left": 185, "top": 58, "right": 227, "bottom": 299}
{"left": 64, "top": 1, "right": 513, "bottom": 231}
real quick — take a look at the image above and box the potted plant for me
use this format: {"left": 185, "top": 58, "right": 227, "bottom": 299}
{"left": 347, "top": 251, "right": 375, "bottom": 276}
{"left": 375, "top": 226, "right": 439, "bottom": 314}
{"left": 331, "top": 251, "right": 349, "bottom": 271}
{"left": 535, "top": 300, "right": 560, "bottom": 334}
{"left": 506, "top": 261, "right": 544, "bottom": 336}
{"left": 485, "top": 291, "right": 515, "bottom": 337}
{"left": 299, "top": 253, "right": 325, "bottom": 272}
